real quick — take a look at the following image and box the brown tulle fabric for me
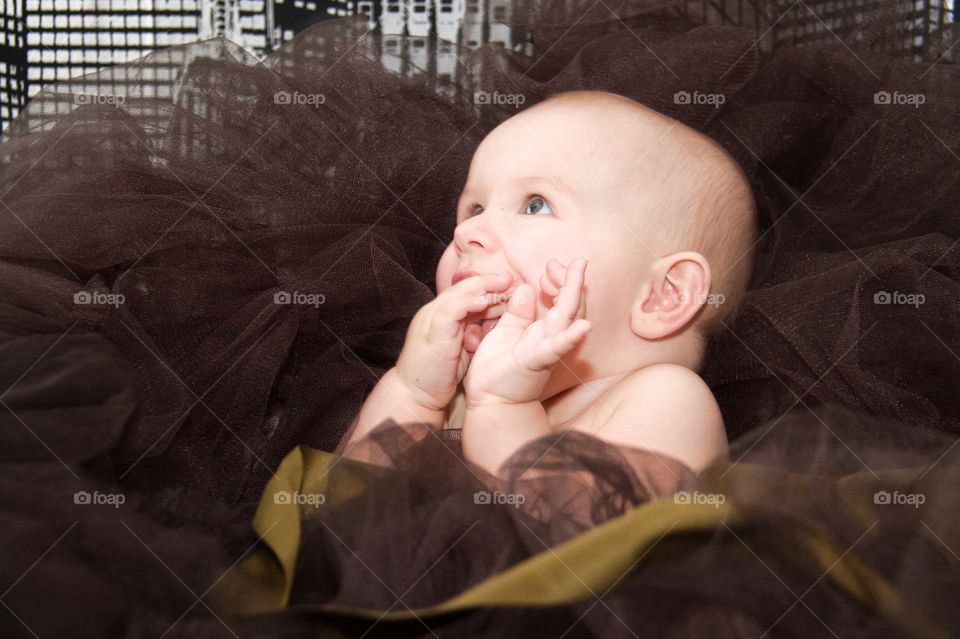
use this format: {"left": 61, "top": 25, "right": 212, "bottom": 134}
{"left": 1, "top": 0, "right": 960, "bottom": 637}
{"left": 297, "top": 419, "right": 698, "bottom": 611}
{"left": 292, "top": 408, "right": 960, "bottom": 638}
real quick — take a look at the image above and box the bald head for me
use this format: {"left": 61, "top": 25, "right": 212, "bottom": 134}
{"left": 524, "top": 90, "right": 759, "bottom": 339}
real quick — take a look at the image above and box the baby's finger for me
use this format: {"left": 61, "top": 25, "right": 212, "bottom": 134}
{"left": 430, "top": 273, "right": 512, "bottom": 339}
{"left": 546, "top": 258, "right": 566, "bottom": 288}
{"left": 538, "top": 272, "right": 560, "bottom": 298}
{"left": 463, "top": 322, "right": 482, "bottom": 352}
{"left": 539, "top": 258, "right": 567, "bottom": 300}
{"left": 545, "top": 258, "right": 587, "bottom": 334}
{"left": 555, "top": 319, "right": 592, "bottom": 353}
{"left": 436, "top": 273, "right": 512, "bottom": 319}
{"left": 530, "top": 319, "right": 592, "bottom": 370}
{"left": 452, "top": 271, "right": 513, "bottom": 297}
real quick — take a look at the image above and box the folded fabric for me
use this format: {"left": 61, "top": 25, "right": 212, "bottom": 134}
{"left": 216, "top": 405, "right": 960, "bottom": 638}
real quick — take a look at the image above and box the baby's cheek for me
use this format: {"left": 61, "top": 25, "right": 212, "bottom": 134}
{"left": 435, "top": 245, "right": 457, "bottom": 293}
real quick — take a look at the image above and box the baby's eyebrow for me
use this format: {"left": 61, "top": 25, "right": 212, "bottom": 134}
{"left": 516, "top": 174, "right": 574, "bottom": 198}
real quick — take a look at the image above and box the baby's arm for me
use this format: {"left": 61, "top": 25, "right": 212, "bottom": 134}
{"left": 460, "top": 258, "right": 591, "bottom": 476}
{"left": 340, "top": 368, "right": 446, "bottom": 453}
{"left": 573, "top": 364, "right": 728, "bottom": 473}
{"left": 462, "top": 400, "right": 551, "bottom": 475}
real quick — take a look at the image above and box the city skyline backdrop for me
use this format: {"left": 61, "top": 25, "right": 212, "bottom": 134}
{"left": 1, "top": 0, "right": 957, "bottom": 133}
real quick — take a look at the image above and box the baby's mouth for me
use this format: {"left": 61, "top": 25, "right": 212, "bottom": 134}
{"left": 466, "top": 316, "right": 500, "bottom": 360}
{"left": 467, "top": 288, "right": 514, "bottom": 341}
{"left": 475, "top": 316, "right": 500, "bottom": 338}
{"left": 469, "top": 308, "right": 504, "bottom": 339}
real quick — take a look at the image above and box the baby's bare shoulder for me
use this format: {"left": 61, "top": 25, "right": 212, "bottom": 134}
{"left": 580, "top": 364, "right": 728, "bottom": 472}
{"left": 600, "top": 363, "right": 716, "bottom": 412}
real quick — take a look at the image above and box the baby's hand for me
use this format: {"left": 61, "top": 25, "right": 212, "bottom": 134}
{"left": 394, "top": 272, "right": 513, "bottom": 411}
{"left": 464, "top": 258, "right": 591, "bottom": 407}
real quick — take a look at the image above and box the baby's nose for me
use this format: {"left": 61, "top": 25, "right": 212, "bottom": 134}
{"left": 453, "top": 215, "right": 496, "bottom": 253}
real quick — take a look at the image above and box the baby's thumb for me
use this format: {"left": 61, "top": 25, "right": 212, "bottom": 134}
{"left": 497, "top": 284, "right": 536, "bottom": 328}
{"left": 463, "top": 323, "right": 482, "bottom": 352}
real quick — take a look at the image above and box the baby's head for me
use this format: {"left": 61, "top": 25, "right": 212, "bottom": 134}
{"left": 437, "top": 90, "right": 757, "bottom": 393}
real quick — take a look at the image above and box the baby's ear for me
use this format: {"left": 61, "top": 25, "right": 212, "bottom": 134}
{"left": 629, "top": 251, "right": 711, "bottom": 340}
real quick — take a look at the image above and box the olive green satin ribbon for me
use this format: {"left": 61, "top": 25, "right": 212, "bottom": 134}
{"left": 212, "top": 445, "right": 954, "bottom": 639}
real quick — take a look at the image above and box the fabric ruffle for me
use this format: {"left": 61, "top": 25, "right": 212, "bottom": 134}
{"left": 224, "top": 407, "right": 960, "bottom": 638}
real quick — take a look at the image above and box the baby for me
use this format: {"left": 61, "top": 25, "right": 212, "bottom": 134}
{"left": 340, "top": 90, "right": 758, "bottom": 478}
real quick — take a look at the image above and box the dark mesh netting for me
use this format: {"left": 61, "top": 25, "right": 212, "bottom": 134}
{"left": 2, "top": 1, "right": 960, "bottom": 637}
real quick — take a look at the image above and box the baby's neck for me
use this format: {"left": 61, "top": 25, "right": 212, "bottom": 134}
{"left": 541, "top": 329, "right": 707, "bottom": 429}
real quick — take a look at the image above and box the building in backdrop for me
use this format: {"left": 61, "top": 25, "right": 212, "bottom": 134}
{"left": 1, "top": 0, "right": 26, "bottom": 127}
{"left": 1, "top": 0, "right": 333, "bottom": 132}
{"left": 0, "top": 0, "right": 958, "bottom": 132}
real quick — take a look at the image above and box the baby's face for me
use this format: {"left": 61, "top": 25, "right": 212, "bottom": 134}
{"left": 436, "top": 102, "right": 655, "bottom": 361}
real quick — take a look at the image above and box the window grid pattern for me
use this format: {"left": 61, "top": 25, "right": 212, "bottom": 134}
{"left": 2, "top": 0, "right": 958, "bottom": 133}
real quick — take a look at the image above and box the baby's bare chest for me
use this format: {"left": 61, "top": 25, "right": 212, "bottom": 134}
{"left": 547, "top": 383, "right": 627, "bottom": 435}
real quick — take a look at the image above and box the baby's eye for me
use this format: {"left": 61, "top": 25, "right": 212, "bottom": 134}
{"left": 522, "top": 196, "right": 552, "bottom": 216}
{"left": 458, "top": 204, "right": 482, "bottom": 222}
